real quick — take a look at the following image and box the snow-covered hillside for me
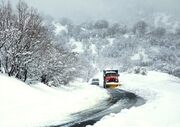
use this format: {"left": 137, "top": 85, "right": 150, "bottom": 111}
{"left": 89, "top": 71, "right": 180, "bottom": 127}
{"left": 0, "top": 75, "right": 109, "bottom": 127}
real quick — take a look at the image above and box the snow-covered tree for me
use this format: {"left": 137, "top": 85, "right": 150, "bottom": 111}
{"left": 133, "top": 20, "right": 148, "bottom": 37}
{"left": 0, "top": 1, "right": 79, "bottom": 86}
{"left": 94, "top": 20, "right": 109, "bottom": 29}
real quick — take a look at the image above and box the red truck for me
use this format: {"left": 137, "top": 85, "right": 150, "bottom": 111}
{"left": 103, "top": 70, "right": 120, "bottom": 88}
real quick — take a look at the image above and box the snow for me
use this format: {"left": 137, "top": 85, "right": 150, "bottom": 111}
{"left": 107, "top": 38, "right": 115, "bottom": 45}
{"left": 90, "top": 44, "right": 97, "bottom": 54}
{"left": 0, "top": 74, "right": 109, "bottom": 127}
{"left": 53, "top": 22, "right": 68, "bottom": 35}
{"left": 1, "top": 71, "right": 180, "bottom": 127}
{"left": 131, "top": 53, "right": 141, "bottom": 61}
{"left": 70, "top": 38, "right": 84, "bottom": 53}
{"left": 154, "top": 13, "right": 180, "bottom": 33}
{"left": 131, "top": 49, "right": 150, "bottom": 62}
{"left": 123, "top": 34, "right": 130, "bottom": 39}
{"left": 89, "top": 71, "right": 180, "bottom": 127}
{"left": 150, "top": 46, "right": 159, "bottom": 53}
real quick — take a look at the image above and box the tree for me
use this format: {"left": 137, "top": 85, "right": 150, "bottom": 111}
{"left": 0, "top": 1, "right": 51, "bottom": 82}
{"left": 108, "top": 23, "right": 127, "bottom": 36}
{"left": 133, "top": 20, "right": 147, "bottom": 37}
{"left": 151, "top": 27, "right": 166, "bottom": 38}
{"left": 94, "top": 20, "right": 109, "bottom": 29}
{"left": 175, "top": 28, "right": 180, "bottom": 37}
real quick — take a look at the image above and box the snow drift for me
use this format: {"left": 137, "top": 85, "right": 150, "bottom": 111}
{"left": 0, "top": 75, "right": 109, "bottom": 127}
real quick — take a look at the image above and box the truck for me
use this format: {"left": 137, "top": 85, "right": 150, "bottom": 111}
{"left": 103, "top": 70, "right": 120, "bottom": 88}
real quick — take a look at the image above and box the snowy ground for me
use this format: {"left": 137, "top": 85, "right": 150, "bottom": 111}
{"left": 0, "top": 75, "right": 109, "bottom": 127}
{"left": 88, "top": 71, "right": 180, "bottom": 127}
{"left": 1, "top": 71, "right": 180, "bottom": 127}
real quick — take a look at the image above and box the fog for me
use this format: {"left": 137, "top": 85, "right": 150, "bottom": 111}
{"left": 8, "top": 0, "right": 180, "bottom": 23}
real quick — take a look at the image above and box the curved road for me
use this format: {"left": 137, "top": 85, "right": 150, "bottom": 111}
{"left": 51, "top": 89, "right": 146, "bottom": 127}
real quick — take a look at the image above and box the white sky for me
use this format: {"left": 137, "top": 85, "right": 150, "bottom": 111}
{"left": 7, "top": 0, "right": 180, "bottom": 23}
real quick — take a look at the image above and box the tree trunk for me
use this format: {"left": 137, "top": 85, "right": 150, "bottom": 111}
{"left": 24, "top": 68, "right": 27, "bottom": 82}
{"left": 41, "top": 74, "right": 48, "bottom": 84}
{"left": 5, "top": 57, "right": 9, "bottom": 74}
{"left": 8, "top": 65, "right": 15, "bottom": 76}
{"left": 0, "top": 60, "right": 2, "bottom": 73}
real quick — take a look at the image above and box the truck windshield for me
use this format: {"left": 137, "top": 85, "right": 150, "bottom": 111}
{"left": 106, "top": 73, "right": 118, "bottom": 76}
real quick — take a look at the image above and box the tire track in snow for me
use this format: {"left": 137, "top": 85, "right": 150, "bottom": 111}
{"left": 51, "top": 89, "right": 146, "bottom": 127}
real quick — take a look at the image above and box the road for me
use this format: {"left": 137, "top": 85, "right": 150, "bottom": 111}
{"left": 51, "top": 89, "right": 146, "bottom": 127}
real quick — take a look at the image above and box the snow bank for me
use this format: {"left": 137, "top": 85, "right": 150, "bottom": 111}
{"left": 89, "top": 71, "right": 180, "bottom": 127}
{"left": 0, "top": 75, "right": 109, "bottom": 127}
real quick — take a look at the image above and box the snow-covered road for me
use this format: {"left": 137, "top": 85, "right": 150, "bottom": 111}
{"left": 57, "top": 89, "right": 145, "bottom": 127}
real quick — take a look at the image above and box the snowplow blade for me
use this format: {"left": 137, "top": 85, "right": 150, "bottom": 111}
{"left": 105, "top": 82, "right": 121, "bottom": 89}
